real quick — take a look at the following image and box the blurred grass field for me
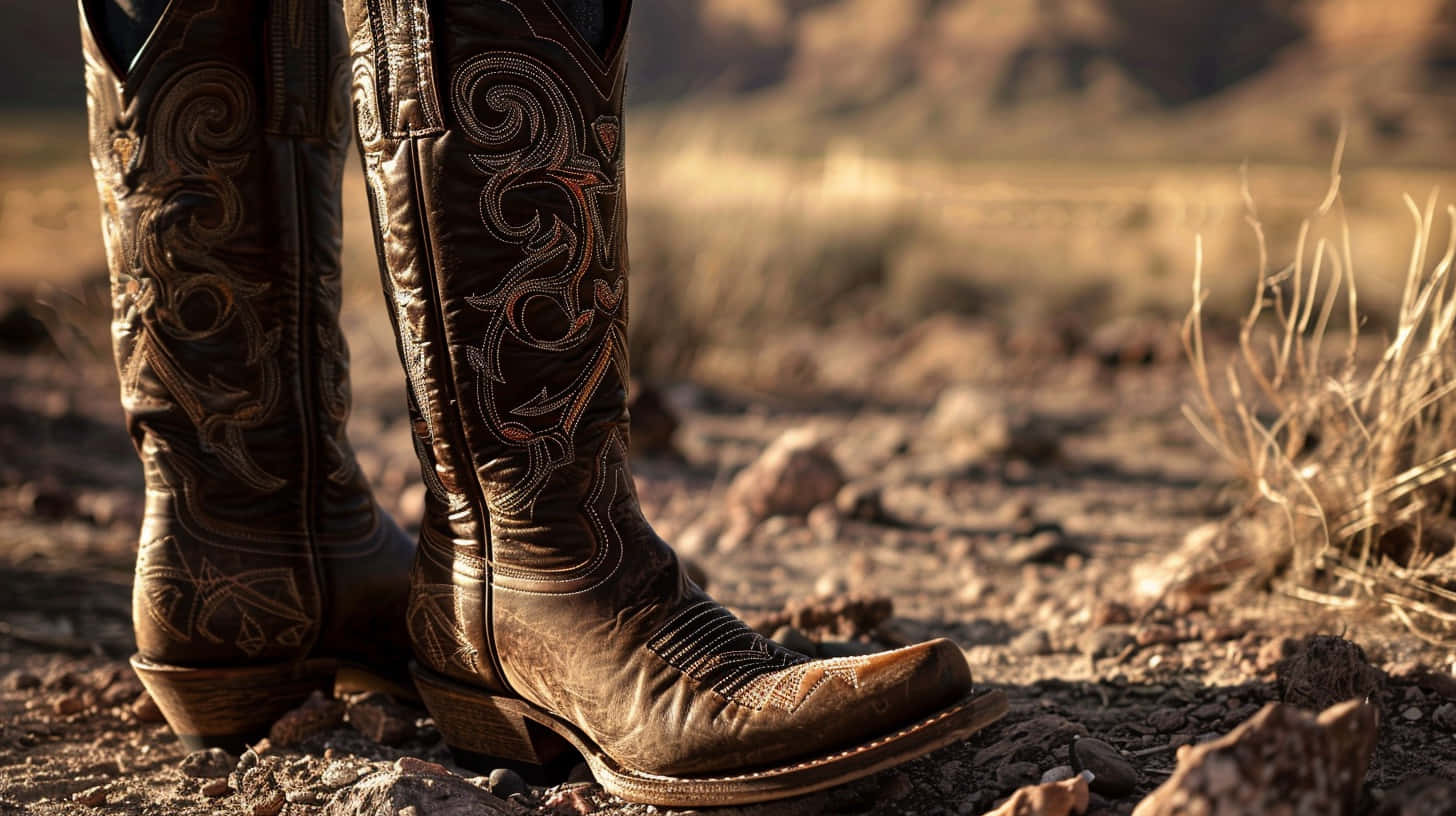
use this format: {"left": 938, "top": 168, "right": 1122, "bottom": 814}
{"left": 6, "top": 109, "right": 1453, "bottom": 384}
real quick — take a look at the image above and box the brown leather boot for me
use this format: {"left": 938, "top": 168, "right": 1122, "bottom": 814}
{"left": 345, "top": 0, "right": 1006, "bottom": 804}
{"left": 80, "top": 0, "right": 415, "bottom": 748}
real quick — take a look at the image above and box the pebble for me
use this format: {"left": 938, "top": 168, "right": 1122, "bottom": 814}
{"left": 488, "top": 767, "right": 527, "bottom": 799}
{"left": 1041, "top": 765, "right": 1076, "bottom": 784}
{"left": 52, "top": 692, "right": 87, "bottom": 716}
{"left": 1136, "top": 624, "right": 1179, "bottom": 647}
{"left": 71, "top": 785, "right": 108, "bottom": 806}
{"left": 319, "top": 760, "right": 364, "bottom": 788}
{"left": 1010, "top": 628, "right": 1053, "bottom": 657}
{"left": 285, "top": 789, "right": 324, "bottom": 805}
{"left": 1090, "top": 601, "right": 1133, "bottom": 628}
{"left": 180, "top": 747, "right": 236, "bottom": 779}
{"left": 201, "top": 778, "right": 231, "bottom": 797}
{"left": 771, "top": 625, "right": 817, "bottom": 657}
{"left": 1402, "top": 706, "right": 1423, "bottom": 721}
{"left": 1433, "top": 702, "right": 1456, "bottom": 730}
{"left": 1070, "top": 737, "right": 1138, "bottom": 797}
{"left": 395, "top": 756, "right": 454, "bottom": 777}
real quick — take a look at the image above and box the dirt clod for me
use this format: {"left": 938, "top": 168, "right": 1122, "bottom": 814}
{"left": 269, "top": 690, "right": 345, "bottom": 747}
{"left": 1276, "top": 635, "right": 1385, "bottom": 711}
{"left": 347, "top": 692, "right": 415, "bottom": 746}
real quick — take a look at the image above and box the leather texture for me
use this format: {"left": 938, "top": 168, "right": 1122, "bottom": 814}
{"left": 347, "top": 0, "right": 976, "bottom": 777}
{"left": 80, "top": 0, "right": 414, "bottom": 673}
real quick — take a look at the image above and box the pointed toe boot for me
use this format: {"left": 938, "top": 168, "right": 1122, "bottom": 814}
{"left": 80, "top": 0, "right": 416, "bottom": 749}
{"left": 345, "top": 0, "right": 1006, "bottom": 804}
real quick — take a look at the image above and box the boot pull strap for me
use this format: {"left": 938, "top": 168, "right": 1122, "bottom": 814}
{"left": 363, "top": 0, "right": 446, "bottom": 137}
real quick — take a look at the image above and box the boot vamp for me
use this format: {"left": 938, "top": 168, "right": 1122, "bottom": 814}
{"left": 494, "top": 537, "right": 974, "bottom": 777}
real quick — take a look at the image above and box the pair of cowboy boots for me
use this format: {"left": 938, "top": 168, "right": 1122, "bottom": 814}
{"left": 80, "top": 0, "right": 1005, "bottom": 805}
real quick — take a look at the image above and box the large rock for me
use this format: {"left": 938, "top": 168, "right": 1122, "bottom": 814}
{"left": 1131, "top": 700, "right": 1377, "bottom": 816}
{"left": 322, "top": 765, "right": 512, "bottom": 816}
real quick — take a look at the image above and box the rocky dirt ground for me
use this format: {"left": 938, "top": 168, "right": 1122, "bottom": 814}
{"left": 3, "top": 295, "right": 1456, "bottom": 816}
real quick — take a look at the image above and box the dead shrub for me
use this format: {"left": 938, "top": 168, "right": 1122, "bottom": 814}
{"left": 1184, "top": 135, "right": 1456, "bottom": 640}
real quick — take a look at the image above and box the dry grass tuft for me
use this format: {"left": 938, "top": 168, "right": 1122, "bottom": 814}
{"left": 1184, "top": 134, "right": 1456, "bottom": 641}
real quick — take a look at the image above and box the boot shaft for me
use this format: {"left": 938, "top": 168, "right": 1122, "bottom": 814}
{"left": 82, "top": 0, "right": 387, "bottom": 664}
{"left": 347, "top": 0, "right": 635, "bottom": 690}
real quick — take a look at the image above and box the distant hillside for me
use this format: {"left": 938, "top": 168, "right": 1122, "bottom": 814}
{"left": 7, "top": 0, "right": 1454, "bottom": 162}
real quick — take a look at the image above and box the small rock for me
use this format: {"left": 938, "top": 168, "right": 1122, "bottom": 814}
{"left": 1006, "top": 527, "right": 1085, "bottom": 565}
{"left": 726, "top": 429, "right": 846, "bottom": 519}
{"left": 286, "top": 789, "right": 325, "bottom": 805}
{"left": 771, "top": 625, "right": 817, "bottom": 657}
{"left": 320, "top": 761, "right": 365, "bottom": 788}
{"left": 4, "top": 670, "right": 40, "bottom": 691}
{"left": 347, "top": 693, "right": 415, "bottom": 746}
{"left": 269, "top": 690, "right": 345, "bottom": 747}
{"left": 395, "top": 756, "right": 454, "bottom": 777}
{"left": 1011, "top": 628, "right": 1053, "bottom": 657}
{"left": 251, "top": 790, "right": 286, "bottom": 816}
{"left": 1402, "top": 706, "right": 1424, "bottom": 722}
{"left": 1147, "top": 709, "right": 1186, "bottom": 733}
{"left": 1079, "top": 627, "right": 1134, "bottom": 660}
{"left": 983, "top": 775, "right": 1090, "bottom": 816}
{"left": 1071, "top": 737, "right": 1138, "bottom": 797}
{"left": 996, "top": 761, "right": 1042, "bottom": 791}
{"left": 546, "top": 785, "right": 598, "bottom": 815}
{"left": 487, "top": 768, "right": 527, "bottom": 799}
{"left": 180, "top": 747, "right": 236, "bottom": 779}
{"left": 1369, "top": 775, "right": 1456, "bottom": 816}
{"left": 201, "top": 778, "right": 231, "bottom": 797}
{"left": 71, "top": 785, "right": 108, "bottom": 806}
{"left": 1041, "top": 765, "right": 1076, "bottom": 784}
{"left": 1433, "top": 702, "right": 1456, "bottom": 730}
{"left": 131, "top": 690, "right": 166, "bottom": 723}
{"left": 52, "top": 692, "right": 87, "bottom": 716}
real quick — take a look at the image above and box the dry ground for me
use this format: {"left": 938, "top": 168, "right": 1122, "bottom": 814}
{"left": 4, "top": 117, "right": 1456, "bottom": 814}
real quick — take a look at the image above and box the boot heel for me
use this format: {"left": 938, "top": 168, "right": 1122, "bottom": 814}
{"left": 130, "top": 655, "right": 337, "bottom": 751}
{"left": 412, "top": 664, "right": 577, "bottom": 779}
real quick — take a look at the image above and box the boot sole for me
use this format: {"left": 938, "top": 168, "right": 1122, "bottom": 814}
{"left": 131, "top": 654, "right": 418, "bottom": 751}
{"left": 413, "top": 662, "right": 1009, "bottom": 806}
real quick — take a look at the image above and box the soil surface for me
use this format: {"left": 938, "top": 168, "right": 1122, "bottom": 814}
{"left": 3, "top": 301, "right": 1455, "bottom": 815}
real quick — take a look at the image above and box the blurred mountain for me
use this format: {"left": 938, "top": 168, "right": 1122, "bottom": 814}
{"left": 7, "top": 0, "right": 1454, "bottom": 162}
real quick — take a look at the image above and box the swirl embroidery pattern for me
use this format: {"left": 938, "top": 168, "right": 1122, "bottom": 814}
{"left": 451, "top": 52, "right": 628, "bottom": 516}
{"left": 94, "top": 62, "right": 285, "bottom": 497}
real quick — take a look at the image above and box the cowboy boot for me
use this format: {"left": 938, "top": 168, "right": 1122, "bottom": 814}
{"left": 345, "top": 0, "right": 1006, "bottom": 804}
{"left": 79, "top": 0, "right": 415, "bottom": 748}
